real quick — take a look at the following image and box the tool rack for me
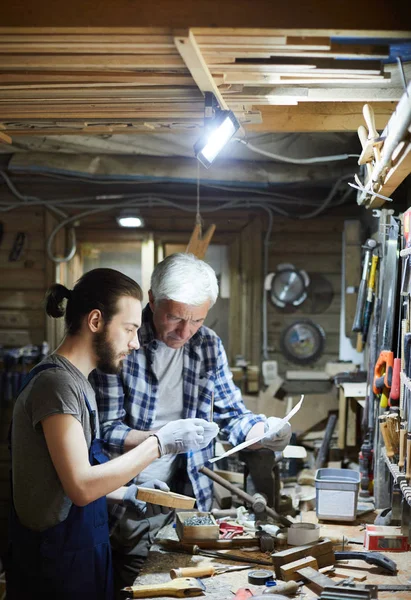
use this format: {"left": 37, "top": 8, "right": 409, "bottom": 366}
{"left": 378, "top": 242, "right": 411, "bottom": 511}
{"left": 382, "top": 448, "right": 411, "bottom": 509}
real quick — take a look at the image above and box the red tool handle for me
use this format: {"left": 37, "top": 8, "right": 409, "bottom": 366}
{"left": 373, "top": 350, "right": 394, "bottom": 395}
{"left": 389, "top": 358, "right": 401, "bottom": 406}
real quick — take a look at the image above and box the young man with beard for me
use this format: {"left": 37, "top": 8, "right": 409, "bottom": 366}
{"left": 6, "top": 268, "right": 218, "bottom": 600}
{"left": 91, "top": 254, "right": 292, "bottom": 594}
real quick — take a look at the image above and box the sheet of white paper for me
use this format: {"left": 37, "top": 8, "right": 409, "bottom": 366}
{"left": 208, "top": 394, "right": 304, "bottom": 464}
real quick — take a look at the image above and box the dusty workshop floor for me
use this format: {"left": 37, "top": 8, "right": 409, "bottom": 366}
{"left": 129, "top": 510, "right": 411, "bottom": 600}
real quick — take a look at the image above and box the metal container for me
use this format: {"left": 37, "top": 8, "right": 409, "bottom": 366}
{"left": 315, "top": 468, "right": 360, "bottom": 521}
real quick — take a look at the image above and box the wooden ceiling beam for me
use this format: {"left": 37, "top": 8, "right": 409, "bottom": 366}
{"left": 174, "top": 29, "right": 228, "bottom": 110}
{"left": 0, "top": 54, "right": 187, "bottom": 70}
{"left": 244, "top": 102, "right": 395, "bottom": 132}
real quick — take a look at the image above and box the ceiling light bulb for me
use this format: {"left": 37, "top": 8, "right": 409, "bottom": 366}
{"left": 116, "top": 212, "right": 145, "bottom": 228}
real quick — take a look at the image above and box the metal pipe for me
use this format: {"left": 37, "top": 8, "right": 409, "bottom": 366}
{"left": 199, "top": 466, "right": 292, "bottom": 527}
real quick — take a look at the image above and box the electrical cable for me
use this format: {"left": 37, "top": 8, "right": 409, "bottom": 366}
{"left": 235, "top": 138, "right": 360, "bottom": 163}
{"left": 0, "top": 170, "right": 354, "bottom": 264}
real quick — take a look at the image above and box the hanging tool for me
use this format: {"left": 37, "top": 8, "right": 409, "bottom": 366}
{"left": 373, "top": 349, "right": 394, "bottom": 408}
{"left": 122, "top": 577, "right": 206, "bottom": 598}
{"left": 352, "top": 238, "right": 377, "bottom": 334}
{"left": 199, "top": 466, "right": 292, "bottom": 527}
{"left": 374, "top": 216, "right": 400, "bottom": 408}
{"left": 170, "top": 564, "right": 252, "bottom": 579}
{"left": 8, "top": 231, "right": 26, "bottom": 261}
{"left": 389, "top": 357, "right": 401, "bottom": 407}
{"left": 361, "top": 253, "right": 379, "bottom": 344}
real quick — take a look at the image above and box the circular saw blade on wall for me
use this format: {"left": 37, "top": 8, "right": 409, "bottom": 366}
{"left": 266, "top": 263, "right": 310, "bottom": 309}
{"left": 280, "top": 319, "right": 326, "bottom": 364}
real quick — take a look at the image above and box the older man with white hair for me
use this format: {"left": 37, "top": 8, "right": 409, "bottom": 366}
{"left": 90, "top": 253, "right": 291, "bottom": 595}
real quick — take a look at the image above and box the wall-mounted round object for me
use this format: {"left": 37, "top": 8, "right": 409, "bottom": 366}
{"left": 265, "top": 264, "right": 309, "bottom": 309}
{"left": 280, "top": 320, "right": 325, "bottom": 364}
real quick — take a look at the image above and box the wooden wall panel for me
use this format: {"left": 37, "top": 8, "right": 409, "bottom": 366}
{"left": 0, "top": 207, "right": 50, "bottom": 557}
{"left": 0, "top": 208, "right": 47, "bottom": 345}
{"left": 265, "top": 215, "right": 344, "bottom": 374}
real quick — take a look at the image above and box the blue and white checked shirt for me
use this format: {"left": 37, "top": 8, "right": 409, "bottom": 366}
{"left": 90, "top": 305, "right": 265, "bottom": 512}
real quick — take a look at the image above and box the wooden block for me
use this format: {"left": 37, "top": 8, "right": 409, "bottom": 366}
{"left": 213, "top": 482, "right": 232, "bottom": 509}
{"left": 297, "top": 567, "right": 335, "bottom": 594}
{"left": 175, "top": 512, "right": 219, "bottom": 542}
{"left": 280, "top": 556, "right": 318, "bottom": 581}
{"left": 272, "top": 539, "right": 334, "bottom": 578}
{"left": 136, "top": 487, "right": 195, "bottom": 509}
{"left": 332, "top": 568, "right": 367, "bottom": 581}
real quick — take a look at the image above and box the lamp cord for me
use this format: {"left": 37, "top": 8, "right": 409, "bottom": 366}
{"left": 196, "top": 160, "right": 202, "bottom": 229}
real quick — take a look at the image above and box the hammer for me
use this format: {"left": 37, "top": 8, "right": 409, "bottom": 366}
{"left": 199, "top": 466, "right": 292, "bottom": 527}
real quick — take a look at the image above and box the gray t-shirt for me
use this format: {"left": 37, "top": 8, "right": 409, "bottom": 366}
{"left": 134, "top": 342, "right": 184, "bottom": 485}
{"left": 12, "top": 354, "right": 98, "bottom": 531}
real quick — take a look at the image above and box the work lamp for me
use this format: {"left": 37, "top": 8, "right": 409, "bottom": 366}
{"left": 194, "top": 92, "right": 240, "bottom": 168}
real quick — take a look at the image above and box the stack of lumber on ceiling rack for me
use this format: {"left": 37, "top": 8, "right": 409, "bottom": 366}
{"left": 0, "top": 27, "right": 408, "bottom": 137}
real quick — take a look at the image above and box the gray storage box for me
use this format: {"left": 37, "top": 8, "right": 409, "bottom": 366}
{"left": 315, "top": 468, "right": 360, "bottom": 521}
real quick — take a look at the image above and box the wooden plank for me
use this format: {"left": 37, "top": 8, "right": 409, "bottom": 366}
{"left": 0, "top": 269, "right": 46, "bottom": 290}
{"left": 338, "top": 387, "right": 347, "bottom": 449}
{"left": 244, "top": 102, "right": 395, "bottom": 132}
{"left": 193, "top": 28, "right": 411, "bottom": 39}
{"left": 0, "top": 210, "right": 45, "bottom": 232}
{"left": 174, "top": 30, "right": 228, "bottom": 110}
{"left": 280, "top": 556, "right": 318, "bottom": 582}
{"left": 223, "top": 72, "right": 385, "bottom": 84}
{"left": 268, "top": 254, "right": 342, "bottom": 273}
{"left": 0, "top": 290, "right": 45, "bottom": 310}
{"left": 0, "top": 111, "right": 204, "bottom": 119}
{"left": 269, "top": 232, "right": 342, "bottom": 255}
{"left": 0, "top": 328, "right": 45, "bottom": 346}
{"left": 0, "top": 33, "right": 174, "bottom": 42}
{"left": 0, "top": 55, "right": 187, "bottom": 70}
{"left": 269, "top": 314, "right": 341, "bottom": 335}
{"left": 208, "top": 57, "right": 383, "bottom": 72}
{"left": 0, "top": 309, "right": 45, "bottom": 329}
{"left": 0, "top": 130, "right": 12, "bottom": 143}
{"left": 228, "top": 236, "right": 241, "bottom": 365}
{"left": 0, "top": 251, "right": 45, "bottom": 269}
{"left": 0, "top": 44, "right": 180, "bottom": 54}
{"left": 1, "top": 233, "right": 46, "bottom": 252}
{"left": 0, "top": 28, "right": 172, "bottom": 35}
{"left": 371, "top": 143, "right": 411, "bottom": 204}
{"left": 204, "top": 43, "right": 390, "bottom": 60}
{"left": 0, "top": 70, "right": 194, "bottom": 83}
{"left": 0, "top": 75, "right": 197, "bottom": 87}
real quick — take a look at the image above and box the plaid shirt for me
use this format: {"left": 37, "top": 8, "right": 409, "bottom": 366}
{"left": 90, "top": 305, "right": 265, "bottom": 512}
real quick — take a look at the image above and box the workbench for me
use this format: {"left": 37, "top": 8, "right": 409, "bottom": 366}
{"left": 128, "top": 511, "right": 411, "bottom": 600}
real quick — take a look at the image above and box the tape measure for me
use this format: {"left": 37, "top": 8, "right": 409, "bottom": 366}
{"left": 247, "top": 569, "right": 274, "bottom": 585}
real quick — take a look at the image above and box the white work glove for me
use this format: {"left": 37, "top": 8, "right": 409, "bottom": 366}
{"left": 155, "top": 418, "right": 219, "bottom": 456}
{"left": 260, "top": 417, "right": 292, "bottom": 452}
{"left": 123, "top": 479, "right": 170, "bottom": 517}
